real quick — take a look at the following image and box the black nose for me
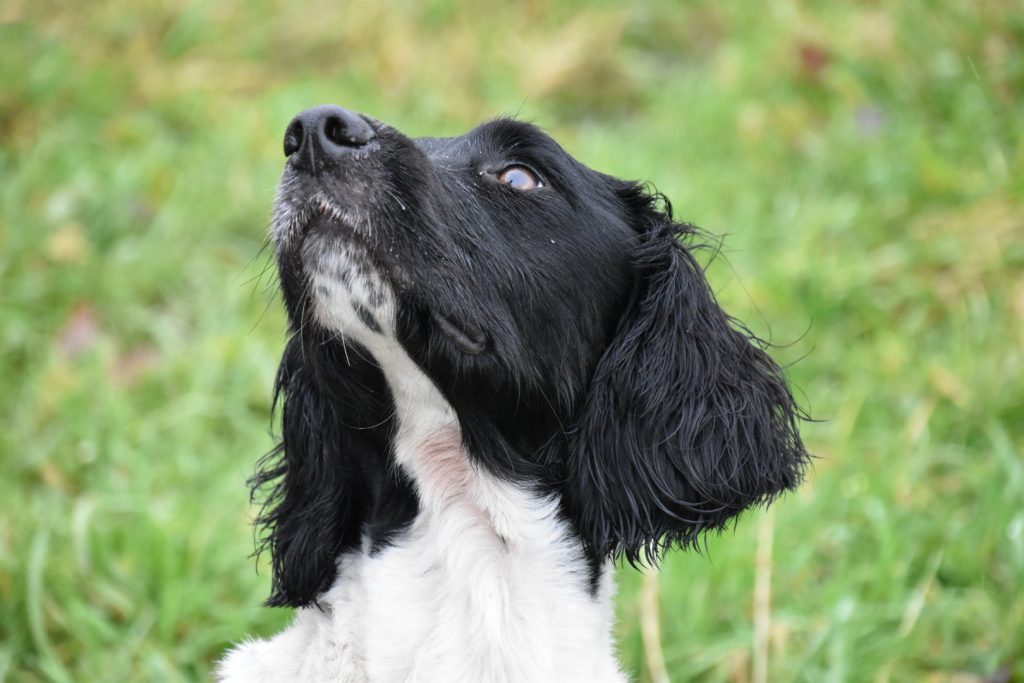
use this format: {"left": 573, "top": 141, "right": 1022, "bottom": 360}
{"left": 283, "top": 105, "right": 376, "bottom": 174}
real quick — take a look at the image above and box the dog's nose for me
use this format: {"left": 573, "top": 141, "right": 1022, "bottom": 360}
{"left": 283, "top": 105, "right": 376, "bottom": 174}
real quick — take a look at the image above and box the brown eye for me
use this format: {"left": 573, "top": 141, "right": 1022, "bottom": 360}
{"left": 498, "top": 165, "right": 542, "bottom": 190}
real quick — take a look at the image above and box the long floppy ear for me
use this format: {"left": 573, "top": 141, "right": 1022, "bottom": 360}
{"left": 565, "top": 186, "right": 810, "bottom": 563}
{"left": 251, "top": 332, "right": 394, "bottom": 607}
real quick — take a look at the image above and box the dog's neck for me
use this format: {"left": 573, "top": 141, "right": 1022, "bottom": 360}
{"left": 217, "top": 294, "right": 626, "bottom": 682}
{"left": 360, "top": 339, "right": 622, "bottom": 679}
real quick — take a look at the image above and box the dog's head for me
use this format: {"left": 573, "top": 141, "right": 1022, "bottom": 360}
{"left": 259, "top": 105, "right": 810, "bottom": 607}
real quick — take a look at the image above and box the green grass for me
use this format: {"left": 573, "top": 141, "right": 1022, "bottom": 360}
{"left": 2, "top": 1, "right": 1022, "bottom": 681}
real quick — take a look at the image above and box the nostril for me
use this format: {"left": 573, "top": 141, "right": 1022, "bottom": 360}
{"left": 324, "top": 116, "right": 346, "bottom": 146}
{"left": 324, "top": 115, "right": 372, "bottom": 148}
{"left": 284, "top": 120, "right": 303, "bottom": 157}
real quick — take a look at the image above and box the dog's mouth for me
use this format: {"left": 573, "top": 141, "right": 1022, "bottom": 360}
{"left": 302, "top": 195, "right": 367, "bottom": 243}
{"left": 293, "top": 195, "right": 490, "bottom": 356}
{"left": 430, "top": 310, "right": 488, "bottom": 356}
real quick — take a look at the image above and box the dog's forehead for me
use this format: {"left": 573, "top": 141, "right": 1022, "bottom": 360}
{"left": 412, "top": 135, "right": 457, "bottom": 157}
{"left": 412, "top": 119, "right": 567, "bottom": 166}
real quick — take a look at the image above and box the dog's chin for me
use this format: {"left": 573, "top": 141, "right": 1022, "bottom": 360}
{"left": 296, "top": 198, "right": 397, "bottom": 287}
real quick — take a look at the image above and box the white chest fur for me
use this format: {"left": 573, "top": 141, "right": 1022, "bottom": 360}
{"left": 218, "top": 260, "right": 624, "bottom": 682}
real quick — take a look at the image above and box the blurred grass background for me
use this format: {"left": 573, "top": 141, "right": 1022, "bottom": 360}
{"left": 1, "top": 0, "right": 1022, "bottom": 681}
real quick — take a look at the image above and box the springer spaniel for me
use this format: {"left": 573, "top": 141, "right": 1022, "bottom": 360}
{"left": 218, "top": 105, "right": 809, "bottom": 682}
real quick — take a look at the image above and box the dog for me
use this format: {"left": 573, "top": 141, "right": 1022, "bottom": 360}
{"left": 217, "top": 105, "right": 810, "bottom": 682}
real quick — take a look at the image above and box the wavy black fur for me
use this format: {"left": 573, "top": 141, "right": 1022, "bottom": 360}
{"left": 562, "top": 186, "right": 809, "bottom": 563}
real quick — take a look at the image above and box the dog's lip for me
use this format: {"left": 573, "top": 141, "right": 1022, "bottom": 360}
{"left": 430, "top": 310, "right": 488, "bottom": 356}
{"left": 296, "top": 195, "right": 372, "bottom": 244}
{"left": 310, "top": 195, "right": 350, "bottom": 223}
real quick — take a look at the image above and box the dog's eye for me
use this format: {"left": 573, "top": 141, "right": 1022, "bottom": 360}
{"left": 498, "top": 165, "right": 542, "bottom": 190}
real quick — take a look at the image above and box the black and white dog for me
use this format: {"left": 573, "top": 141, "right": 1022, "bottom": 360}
{"left": 218, "top": 106, "right": 809, "bottom": 682}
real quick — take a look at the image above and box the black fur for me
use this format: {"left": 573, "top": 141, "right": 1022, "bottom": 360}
{"left": 251, "top": 330, "right": 417, "bottom": 607}
{"left": 253, "top": 111, "right": 811, "bottom": 608}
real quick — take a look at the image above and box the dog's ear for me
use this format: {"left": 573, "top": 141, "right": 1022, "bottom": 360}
{"left": 251, "top": 333, "right": 392, "bottom": 607}
{"left": 564, "top": 184, "right": 810, "bottom": 563}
